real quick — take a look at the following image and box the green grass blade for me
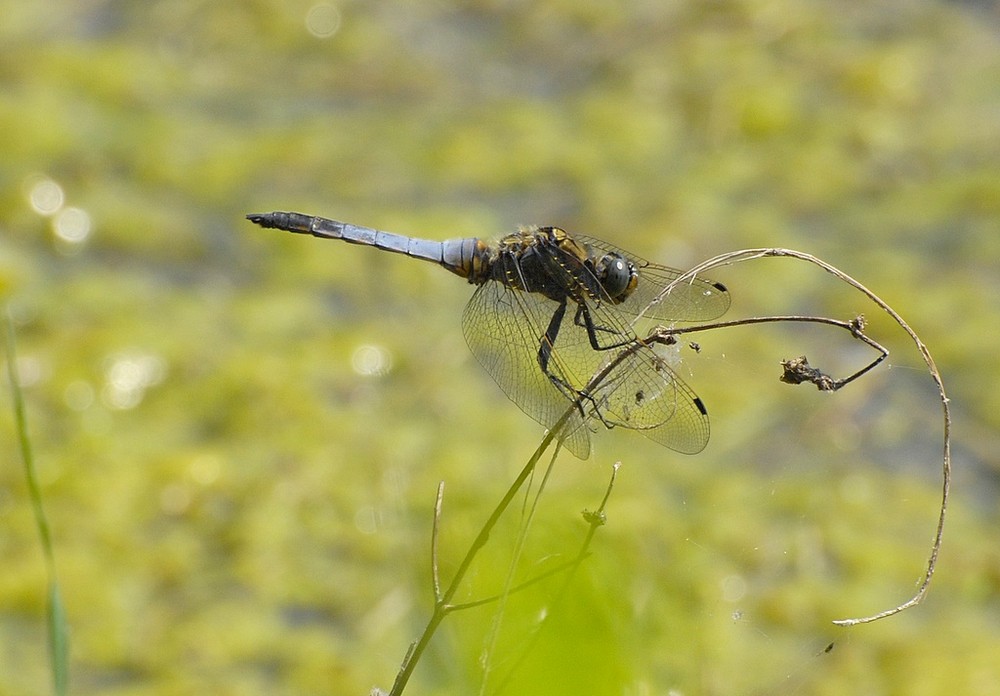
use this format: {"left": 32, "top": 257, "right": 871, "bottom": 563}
{"left": 4, "top": 306, "right": 70, "bottom": 696}
{"left": 48, "top": 583, "right": 70, "bottom": 695}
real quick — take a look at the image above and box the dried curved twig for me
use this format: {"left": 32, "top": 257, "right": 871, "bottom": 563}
{"left": 656, "top": 248, "right": 951, "bottom": 625}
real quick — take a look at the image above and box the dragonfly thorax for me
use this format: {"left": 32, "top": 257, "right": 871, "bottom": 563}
{"left": 481, "top": 226, "right": 642, "bottom": 307}
{"left": 490, "top": 231, "right": 572, "bottom": 300}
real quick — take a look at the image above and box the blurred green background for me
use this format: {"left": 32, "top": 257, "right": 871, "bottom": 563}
{"left": 2, "top": 1, "right": 998, "bottom": 694}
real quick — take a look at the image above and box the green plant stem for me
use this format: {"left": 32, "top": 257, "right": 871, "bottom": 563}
{"left": 4, "top": 307, "right": 69, "bottom": 696}
{"left": 387, "top": 421, "right": 565, "bottom": 695}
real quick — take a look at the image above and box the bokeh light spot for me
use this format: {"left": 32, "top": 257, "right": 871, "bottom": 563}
{"left": 12, "top": 355, "right": 46, "bottom": 388}
{"left": 64, "top": 380, "right": 96, "bottom": 411}
{"left": 54, "top": 206, "right": 92, "bottom": 244}
{"left": 354, "top": 504, "right": 379, "bottom": 534}
{"left": 101, "top": 351, "right": 168, "bottom": 410}
{"left": 27, "top": 176, "right": 64, "bottom": 216}
{"left": 305, "top": 3, "right": 341, "bottom": 38}
{"left": 721, "top": 573, "right": 748, "bottom": 602}
{"left": 351, "top": 343, "right": 393, "bottom": 377}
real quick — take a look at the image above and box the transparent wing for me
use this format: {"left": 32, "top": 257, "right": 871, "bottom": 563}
{"left": 462, "top": 270, "right": 593, "bottom": 459}
{"left": 586, "top": 343, "right": 711, "bottom": 454}
{"left": 575, "top": 236, "right": 731, "bottom": 322}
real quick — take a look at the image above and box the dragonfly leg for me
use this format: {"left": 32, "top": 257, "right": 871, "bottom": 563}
{"left": 538, "top": 299, "right": 607, "bottom": 425}
{"left": 537, "top": 299, "right": 572, "bottom": 395}
{"left": 573, "top": 302, "right": 633, "bottom": 351}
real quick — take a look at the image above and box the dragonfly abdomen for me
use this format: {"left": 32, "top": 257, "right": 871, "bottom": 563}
{"left": 247, "top": 211, "right": 489, "bottom": 280}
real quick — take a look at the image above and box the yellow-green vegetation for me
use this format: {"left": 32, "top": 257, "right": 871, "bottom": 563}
{"left": 1, "top": 1, "right": 998, "bottom": 694}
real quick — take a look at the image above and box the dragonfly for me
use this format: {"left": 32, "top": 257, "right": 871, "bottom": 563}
{"left": 247, "top": 211, "right": 730, "bottom": 459}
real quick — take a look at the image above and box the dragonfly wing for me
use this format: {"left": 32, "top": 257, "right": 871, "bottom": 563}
{"left": 588, "top": 343, "right": 711, "bottom": 454}
{"left": 462, "top": 275, "right": 592, "bottom": 459}
{"left": 575, "top": 236, "right": 731, "bottom": 322}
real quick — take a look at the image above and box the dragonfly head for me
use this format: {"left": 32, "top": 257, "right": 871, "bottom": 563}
{"left": 593, "top": 252, "right": 639, "bottom": 303}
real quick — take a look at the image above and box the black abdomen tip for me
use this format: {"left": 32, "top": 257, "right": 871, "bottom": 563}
{"left": 246, "top": 212, "right": 279, "bottom": 228}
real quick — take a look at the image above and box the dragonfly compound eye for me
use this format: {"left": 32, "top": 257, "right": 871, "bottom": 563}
{"left": 596, "top": 253, "right": 638, "bottom": 302}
